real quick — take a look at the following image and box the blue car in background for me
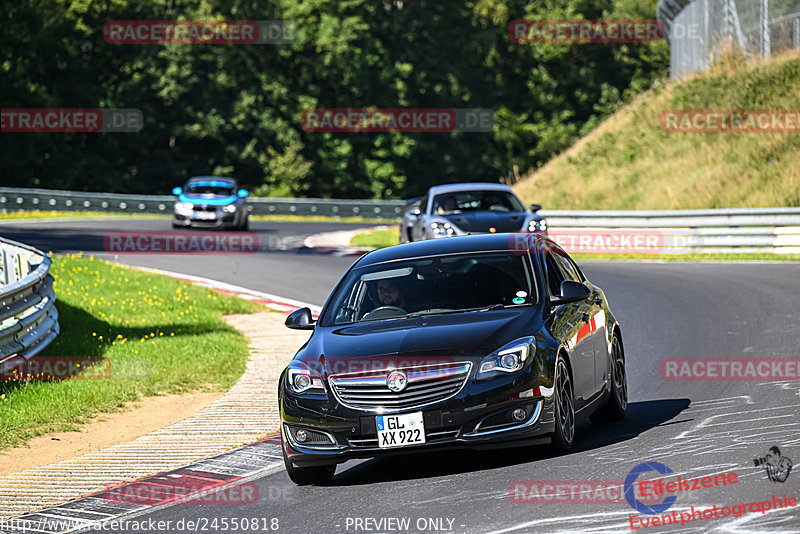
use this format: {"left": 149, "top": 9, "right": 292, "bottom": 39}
{"left": 172, "top": 176, "right": 250, "bottom": 230}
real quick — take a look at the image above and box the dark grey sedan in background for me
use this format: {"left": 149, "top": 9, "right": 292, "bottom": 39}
{"left": 399, "top": 183, "right": 547, "bottom": 243}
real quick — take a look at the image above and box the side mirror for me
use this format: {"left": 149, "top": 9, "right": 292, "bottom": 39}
{"left": 172, "top": 187, "right": 183, "bottom": 195}
{"left": 237, "top": 189, "right": 249, "bottom": 198}
{"left": 285, "top": 307, "right": 315, "bottom": 330}
{"left": 549, "top": 280, "right": 590, "bottom": 306}
{"left": 407, "top": 207, "right": 422, "bottom": 217}
{"left": 530, "top": 203, "right": 542, "bottom": 212}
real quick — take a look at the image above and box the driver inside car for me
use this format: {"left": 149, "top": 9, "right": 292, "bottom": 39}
{"left": 376, "top": 278, "right": 407, "bottom": 309}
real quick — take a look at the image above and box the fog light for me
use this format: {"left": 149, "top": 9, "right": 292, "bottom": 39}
{"left": 295, "top": 429, "right": 308, "bottom": 442}
{"left": 512, "top": 408, "right": 527, "bottom": 421}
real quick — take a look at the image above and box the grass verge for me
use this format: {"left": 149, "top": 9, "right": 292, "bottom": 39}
{"left": 350, "top": 228, "right": 398, "bottom": 249}
{"left": 0, "top": 210, "right": 163, "bottom": 221}
{"left": 0, "top": 253, "right": 262, "bottom": 450}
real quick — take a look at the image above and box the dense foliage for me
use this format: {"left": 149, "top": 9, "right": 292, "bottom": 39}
{"left": 1, "top": 0, "right": 667, "bottom": 198}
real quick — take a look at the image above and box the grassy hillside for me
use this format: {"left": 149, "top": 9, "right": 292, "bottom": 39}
{"left": 513, "top": 52, "right": 800, "bottom": 210}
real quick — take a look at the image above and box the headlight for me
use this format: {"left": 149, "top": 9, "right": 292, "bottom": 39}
{"left": 287, "top": 366, "right": 325, "bottom": 394}
{"left": 222, "top": 204, "right": 237, "bottom": 213}
{"left": 477, "top": 337, "right": 535, "bottom": 378}
{"left": 430, "top": 222, "right": 455, "bottom": 236}
{"left": 175, "top": 202, "right": 193, "bottom": 211}
{"left": 528, "top": 219, "right": 547, "bottom": 232}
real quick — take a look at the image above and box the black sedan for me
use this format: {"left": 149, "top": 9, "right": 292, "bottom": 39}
{"left": 278, "top": 233, "right": 627, "bottom": 484}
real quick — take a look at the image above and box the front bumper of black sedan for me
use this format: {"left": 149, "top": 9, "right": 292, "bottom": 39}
{"left": 279, "top": 369, "right": 557, "bottom": 468}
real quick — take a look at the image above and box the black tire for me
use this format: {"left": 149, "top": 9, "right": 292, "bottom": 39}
{"left": 551, "top": 357, "right": 575, "bottom": 452}
{"left": 590, "top": 335, "right": 627, "bottom": 423}
{"left": 241, "top": 217, "right": 249, "bottom": 231}
{"left": 282, "top": 439, "right": 335, "bottom": 485}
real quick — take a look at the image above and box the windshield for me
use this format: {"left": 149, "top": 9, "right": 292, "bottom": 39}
{"left": 185, "top": 183, "right": 235, "bottom": 196}
{"left": 321, "top": 252, "right": 536, "bottom": 326}
{"left": 432, "top": 191, "right": 525, "bottom": 214}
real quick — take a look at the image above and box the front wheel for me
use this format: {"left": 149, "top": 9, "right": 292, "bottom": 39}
{"left": 551, "top": 358, "right": 575, "bottom": 452}
{"left": 282, "top": 439, "right": 335, "bottom": 485}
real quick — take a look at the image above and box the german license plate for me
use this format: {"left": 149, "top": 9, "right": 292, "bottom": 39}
{"left": 376, "top": 412, "right": 425, "bottom": 448}
{"left": 193, "top": 211, "right": 216, "bottom": 220}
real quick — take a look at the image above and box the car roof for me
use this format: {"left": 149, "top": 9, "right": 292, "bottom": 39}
{"left": 427, "top": 183, "right": 515, "bottom": 196}
{"left": 354, "top": 233, "right": 543, "bottom": 268}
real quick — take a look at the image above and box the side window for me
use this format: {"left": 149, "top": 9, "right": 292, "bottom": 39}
{"left": 543, "top": 249, "right": 565, "bottom": 296}
{"left": 419, "top": 194, "right": 429, "bottom": 214}
{"left": 553, "top": 251, "right": 582, "bottom": 282}
{"left": 566, "top": 255, "right": 586, "bottom": 282}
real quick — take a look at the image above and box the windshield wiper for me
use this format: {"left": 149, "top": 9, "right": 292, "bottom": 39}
{"left": 472, "top": 303, "right": 506, "bottom": 312}
{"left": 403, "top": 304, "right": 507, "bottom": 318}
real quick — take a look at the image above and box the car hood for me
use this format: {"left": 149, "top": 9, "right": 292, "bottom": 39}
{"left": 443, "top": 211, "right": 527, "bottom": 233}
{"left": 297, "top": 309, "right": 540, "bottom": 377}
{"left": 178, "top": 193, "right": 237, "bottom": 206}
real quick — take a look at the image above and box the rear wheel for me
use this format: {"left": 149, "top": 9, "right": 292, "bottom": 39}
{"left": 551, "top": 358, "right": 575, "bottom": 451}
{"left": 282, "top": 438, "right": 335, "bottom": 485}
{"left": 590, "top": 335, "right": 627, "bottom": 423}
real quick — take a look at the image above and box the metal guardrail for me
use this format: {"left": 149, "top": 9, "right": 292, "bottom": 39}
{"left": 2, "top": 187, "right": 799, "bottom": 254}
{"left": 540, "top": 208, "right": 800, "bottom": 254}
{"left": 0, "top": 238, "right": 60, "bottom": 368}
{"left": 0, "top": 187, "right": 405, "bottom": 219}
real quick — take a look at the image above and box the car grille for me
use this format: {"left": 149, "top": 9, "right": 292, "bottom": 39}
{"left": 192, "top": 205, "right": 216, "bottom": 212}
{"left": 329, "top": 362, "right": 471, "bottom": 411}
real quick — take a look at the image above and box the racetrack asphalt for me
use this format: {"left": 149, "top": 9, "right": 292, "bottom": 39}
{"left": 1, "top": 218, "right": 798, "bottom": 534}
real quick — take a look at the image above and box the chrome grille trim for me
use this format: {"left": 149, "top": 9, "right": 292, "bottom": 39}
{"left": 329, "top": 362, "right": 472, "bottom": 412}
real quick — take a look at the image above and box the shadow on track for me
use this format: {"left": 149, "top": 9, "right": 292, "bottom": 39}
{"left": 328, "top": 398, "right": 691, "bottom": 486}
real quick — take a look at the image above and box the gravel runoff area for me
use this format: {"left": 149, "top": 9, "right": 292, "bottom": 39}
{"left": 0, "top": 312, "right": 310, "bottom": 521}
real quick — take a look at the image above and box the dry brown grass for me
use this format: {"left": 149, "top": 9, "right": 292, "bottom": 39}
{"left": 514, "top": 51, "right": 800, "bottom": 210}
